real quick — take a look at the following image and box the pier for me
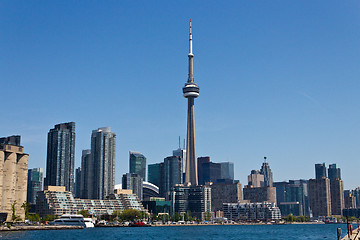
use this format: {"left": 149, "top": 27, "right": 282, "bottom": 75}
{"left": 342, "top": 226, "right": 360, "bottom": 240}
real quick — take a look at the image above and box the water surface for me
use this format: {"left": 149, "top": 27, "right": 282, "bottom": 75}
{"left": 0, "top": 224, "right": 350, "bottom": 240}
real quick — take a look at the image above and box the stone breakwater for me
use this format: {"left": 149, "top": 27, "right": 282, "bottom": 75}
{"left": 0, "top": 225, "right": 84, "bottom": 231}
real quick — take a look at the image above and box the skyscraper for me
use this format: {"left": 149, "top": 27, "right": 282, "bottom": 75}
{"left": 219, "top": 162, "right": 234, "bottom": 180}
{"left": 162, "top": 156, "right": 182, "bottom": 197}
{"left": 122, "top": 173, "right": 143, "bottom": 201}
{"left": 148, "top": 163, "right": 162, "bottom": 188}
{"left": 197, "top": 157, "right": 210, "bottom": 185}
{"left": 248, "top": 170, "right": 264, "bottom": 188}
{"left": 201, "top": 162, "right": 221, "bottom": 185}
{"left": 91, "top": 127, "right": 116, "bottom": 199}
{"left": 173, "top": 143, "right": 186, "bottom": 182}
{"left": 330, "top": 178, "right": 344, "bottom": 215}
{"left": 27, "top": 168, "right": 43, "bottom": 205}
{"left": 315, "top": 163, "right": 327, "bottom": 179}
{"left": 260, "top": 157, "right": 273, "bottom": 187}
{"left": 129, "top": 151, "right": 146, "bottom": 180}
{"left": 328, "top": 164, "right": 341, "bottom": 181}
{"left": 74, "top": 167, "right": 81, "bottom": 198}
{"left": 45, "top": 122, "right": 75, "bottom": 192}
{"left": 308, "top": 177, "right": 331, "bottom": 216}
{"left": 183, "top": 20, "right": 200, "bottom": 186}
{"left": 80, "top": 149, "right": 91, "bottom": 199}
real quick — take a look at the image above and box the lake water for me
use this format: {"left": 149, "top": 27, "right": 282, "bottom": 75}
{"left": 0, "top": 224, "right": 351, "bottom": 240}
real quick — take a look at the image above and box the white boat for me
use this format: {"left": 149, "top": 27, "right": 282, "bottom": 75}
{"left": 83, "top": 217, "right": 95, "bottom": 228}
{"left": 51, "top": 214, "right": 94, "bottom": 228}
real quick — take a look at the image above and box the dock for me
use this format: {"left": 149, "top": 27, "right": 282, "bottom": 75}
{"left": 342, "top": 226, "right": 360, "bottom": 240}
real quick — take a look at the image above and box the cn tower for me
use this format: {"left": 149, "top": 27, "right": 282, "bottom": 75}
{"left": 183, "top": 19, "right": 200, "bottom": 186}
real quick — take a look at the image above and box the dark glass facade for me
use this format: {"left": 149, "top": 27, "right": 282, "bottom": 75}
{"left": 45, "top": 122, "right": 75, "bottom": 192}
{"left": 129, "top": 151, "right": 146, "bottom": 180}
{"left": 27, "top": 168, "right": 43, "bottom": 205}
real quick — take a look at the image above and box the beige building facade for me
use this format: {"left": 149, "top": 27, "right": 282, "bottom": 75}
{"left": 308, "top": 177, "right": 331, "bottom": 217}
{"left": 0, "top": 138, "right": 29, "bottom": 221}
{"left": 330, "top": 179, "right": 344, "bottom": 216}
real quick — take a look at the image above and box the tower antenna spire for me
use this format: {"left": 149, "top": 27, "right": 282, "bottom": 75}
{"left": 188, "top": 18, "right": 194, "bottom": 83}
{"left": 179, "top": 136, "right": 181, "bottom": 149}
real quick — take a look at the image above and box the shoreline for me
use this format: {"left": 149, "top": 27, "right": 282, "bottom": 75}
{"left": 0, "top": 225, "right": 84, "bottom": 231}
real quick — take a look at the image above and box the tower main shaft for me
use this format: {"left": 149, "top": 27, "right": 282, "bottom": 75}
{"left": 183, "top": 19, "right": 199, "bottom": 186}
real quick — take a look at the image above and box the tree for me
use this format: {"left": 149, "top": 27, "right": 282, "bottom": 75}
{"left": 28, "top": 213, "right": 40, "bottom": 223}
{"left": 42, "top": 215, "right": 57, "bottom": 222}
{"left": 11, "top": 201, "right": 21, "bottom": 222}
{"left": 21, "top": 201, "right": 31, "bottom": 219}
{"left": 121, "top": 209, "right": 142, "bottom": 221}
{"left": 173, "top": 212, "right": 181, "bottom": 222}
{"left": 78, "top": 210, "right": 89, "bottom": 218}
{"left": 204, "top": 212, "right": 212, "bottom": 221}
{"left": 112, "top": 210, "right": 122, "bottom": 221}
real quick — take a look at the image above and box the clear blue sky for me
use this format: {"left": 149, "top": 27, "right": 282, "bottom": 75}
{"left": 1, "top": 1, "right": 360, "bottom": 189}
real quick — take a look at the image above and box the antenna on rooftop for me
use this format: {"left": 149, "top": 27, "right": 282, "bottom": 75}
{"left": 264, "top": 156, "right": 267, "bottom": 163}
{"left": 178, "top": 136, "right": 181, "bottom": 149}
{"left": 183, "top": 139, "right": 185, "bottom": 149}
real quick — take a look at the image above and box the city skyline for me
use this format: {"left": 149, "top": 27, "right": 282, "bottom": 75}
{"left": 1, "top": 1, "right": 360, "bottom": 189}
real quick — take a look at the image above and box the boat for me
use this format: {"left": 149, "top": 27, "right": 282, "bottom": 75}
{"left": 129, "top": 221, "right": 151, "bottom": 227}
{"left": 51, "top": 214, "right": 94, "bottom": 228}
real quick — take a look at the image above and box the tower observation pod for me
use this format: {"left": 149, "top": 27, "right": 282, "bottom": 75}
{"left": 183, "top": 19, "right": 199, "bottom": 186}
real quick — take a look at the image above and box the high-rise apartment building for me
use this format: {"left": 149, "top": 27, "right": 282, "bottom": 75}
{"left": 129, "top": 151, "right": 146, "bottom": 180}
{"left": 315, "top": 163, "right": 327, "bottom": 179}
{"left": 308, "top": 177, "right": 331, "bottom": 217}
{"left": 0, "top": 136, "right": 29, "bottom": 221}
{"left": 45, "top": 122, "right": 75, "bottom": 192}
{"left": 80, "top": 149, "right": 91, "bottom": 199}
{"left": 90, "top": 127, "right": 116, "bottom": 199}
{"left": 27, "top": 168, "right": 43, "bottom": 205}
{"left": 330, "top": 178, "right": 344, "bottom": 216}
{"left": 260, "top": 157, "right": 273, "bottom": 187}
{"left": 122, "top": 173, "right": 143, "bottom": 201}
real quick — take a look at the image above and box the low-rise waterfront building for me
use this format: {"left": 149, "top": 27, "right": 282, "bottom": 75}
{"left": 36, "top": 186, "right": 144, "bottom": 218}
{"left": 223, "top": 202, "right": 281, "bottom": 221}
{"left": 142, "top": 197, "right": 171, "bottom": 215}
